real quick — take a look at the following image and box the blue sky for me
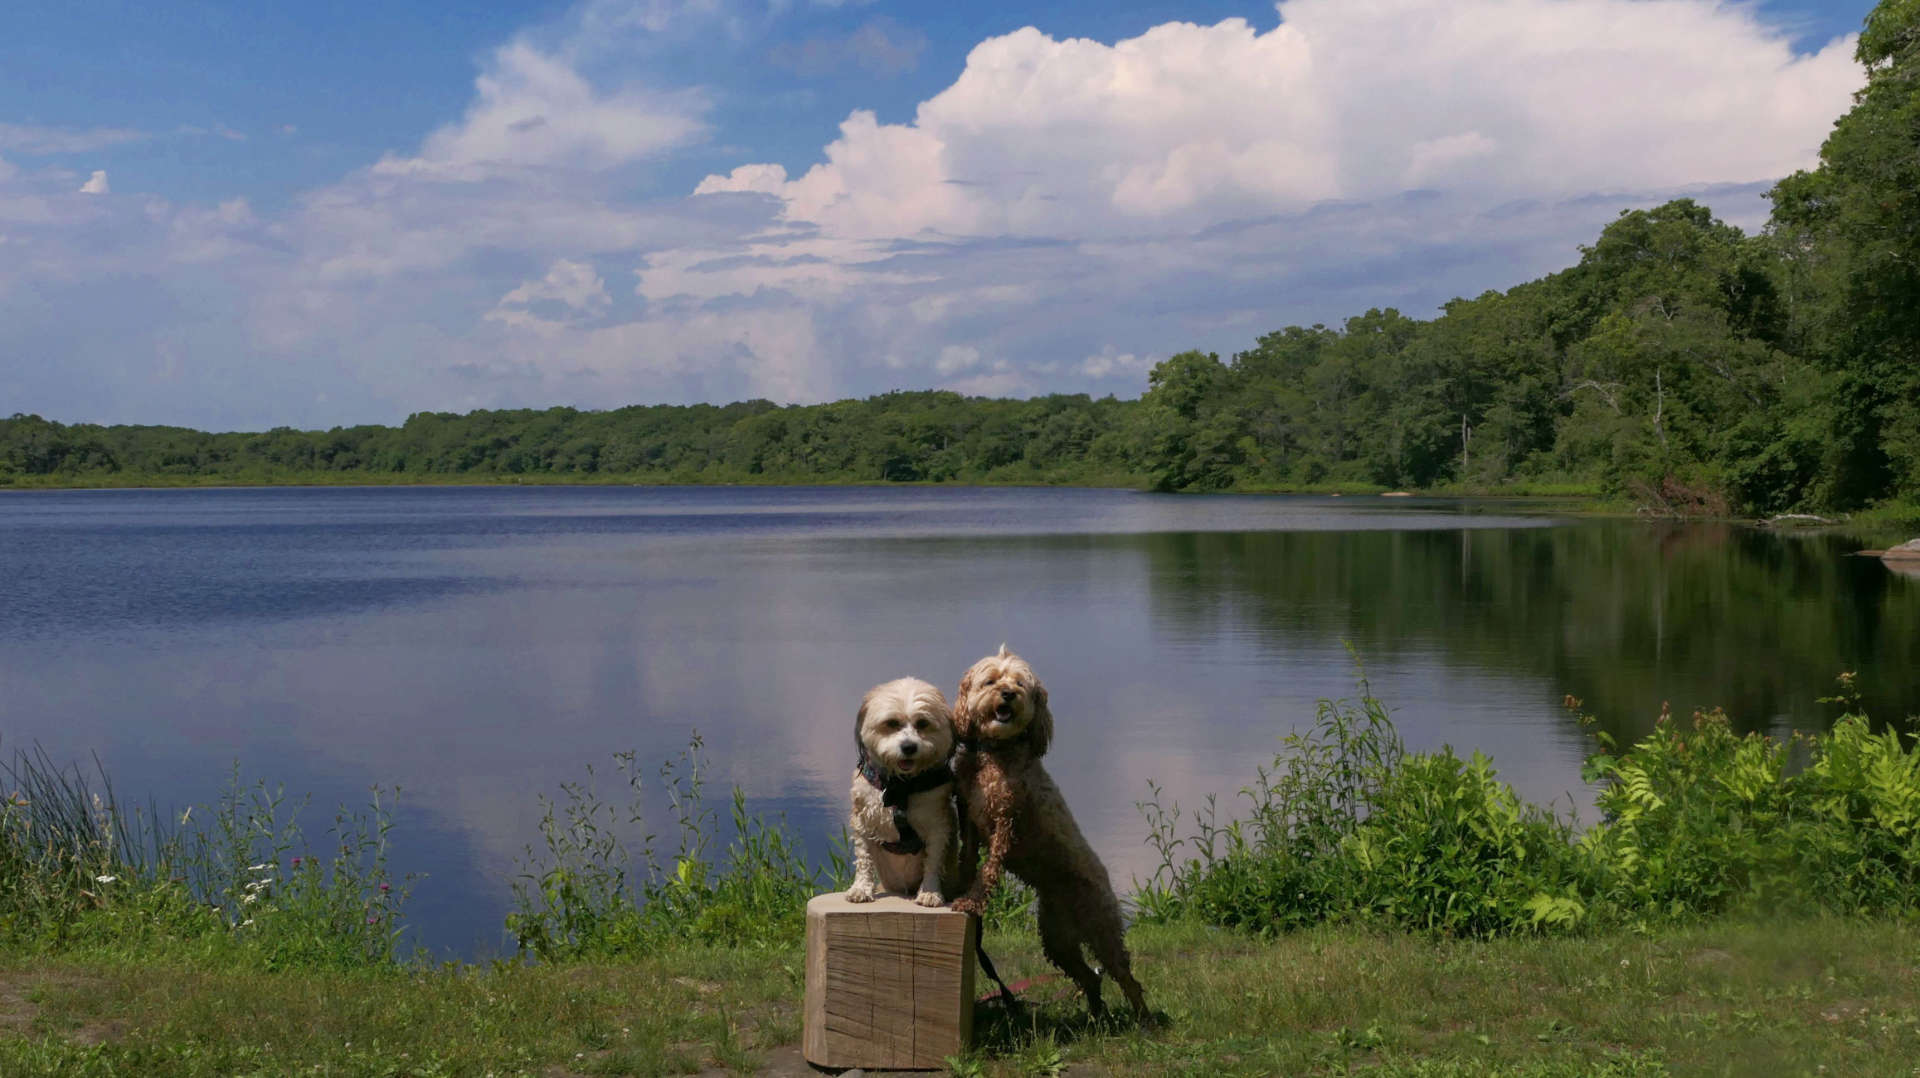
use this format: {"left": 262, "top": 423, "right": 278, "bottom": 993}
{"left": 0, "top": 0, "right": 1879, "bottom": 430}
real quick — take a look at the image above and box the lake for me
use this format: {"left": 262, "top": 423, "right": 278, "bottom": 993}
{"left": 2, "top": 485, "right": 1915, "bottom": 956}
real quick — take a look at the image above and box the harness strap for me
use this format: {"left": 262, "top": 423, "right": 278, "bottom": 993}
{"left": 972, "top": 924, "right": 1022, "bottom": 1012}
{"left": 857, "top": 753, "right": 952, "bottom": 856}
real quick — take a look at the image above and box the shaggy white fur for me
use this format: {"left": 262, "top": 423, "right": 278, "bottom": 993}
{"left": 846, "top": 676, "right": 958, "bottom": 907}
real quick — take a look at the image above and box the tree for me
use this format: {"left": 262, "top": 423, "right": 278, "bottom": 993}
{"left": 1768, "top": 0, "right": 1920, "bottom": 503}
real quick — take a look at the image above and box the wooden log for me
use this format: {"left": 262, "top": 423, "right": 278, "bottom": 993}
{"left": 802, "top": 892, "right": 975, "bottom": 1070}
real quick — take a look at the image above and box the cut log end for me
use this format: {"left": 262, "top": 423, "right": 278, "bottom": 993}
{"left": 802, "top": 892, "right": 976, "bottom": 1070}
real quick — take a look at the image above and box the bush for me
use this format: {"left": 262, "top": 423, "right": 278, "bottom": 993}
{"left": 1582, "top": 678, "right": 1920, "bottom": 922}
{"left": 1137, "top": 681, "right": 1590, "bottom": 936}
{"left": 1141, "top": 673, "right": 1920, "bottom": 938}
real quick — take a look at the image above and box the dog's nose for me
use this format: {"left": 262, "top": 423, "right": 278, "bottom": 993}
{"left": 899, "top": 741, "right": 918, "bottom": 756}
{"left": 999, "top": 689, "right": 1016, "bottom": 701}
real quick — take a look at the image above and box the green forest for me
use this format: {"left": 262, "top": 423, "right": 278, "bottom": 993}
{"left": 5, "top": 1, "right": 1916, "bottom": 516}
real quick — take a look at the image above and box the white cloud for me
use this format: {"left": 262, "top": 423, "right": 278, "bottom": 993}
{"left": 0, "top": 0, "right": 1869, "bottom": 430}
{"left": 371, "top": 40, "right": 708, "bottom": 180}
{"left": 0, "top": 123, "right": 146, "bottom": 155}
{"left": 1080, "top": 348, "right": 1154, "bottom": 381}
{"left": 934, "top": 344, "right": 982, "bottom": 375}
{"left": 700, "top": 0, "right": 1857, "bottom": 242}
{"left": 78, "top": 170, "right": 109, "bottom": 195}
{"left": 692, "top": 162, "right": 789, "bottom": 196}
{"left": 488, "top": 259, "right": 612, "bottom": 331}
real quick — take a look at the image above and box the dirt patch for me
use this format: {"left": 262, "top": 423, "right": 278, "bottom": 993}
{"left": 0, "top": 974, "right": 40, "bottom": 1036}
{"left": 1686, "top": 948, "right": 1734, "bottom": 969}
{"left": 0, "top": 969, "right": 121, "bottom": 1045}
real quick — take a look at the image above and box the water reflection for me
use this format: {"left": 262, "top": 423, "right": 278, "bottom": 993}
{"left": 0, "top": 487, "right": 1913, "bottom": 956}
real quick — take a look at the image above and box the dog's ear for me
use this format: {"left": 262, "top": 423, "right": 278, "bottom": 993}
{"left": 1027, "top": 675, "right": 1053, "bottom": 757}
{"left": 954, "top": 666, "right": 977, "bottom": 735}
{"left": 854, "top": 690, "right": 872, "bottom": 760}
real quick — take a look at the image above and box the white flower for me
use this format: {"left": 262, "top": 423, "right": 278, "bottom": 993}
{"left": 239, "top": 918, "right": 254, "bottom": 928}
{"left": 247, "top": 862, "right": 271, "bottom": 872}
{"left": 94, "top": 875, "right": 117, "bottom": 884}
{"left": 241, "top": 892, "right": 258, "bottom": 905}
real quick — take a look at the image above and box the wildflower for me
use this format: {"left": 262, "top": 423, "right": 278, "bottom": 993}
{"left": 378, "top": 882, "right": 390, "bottom": 893}
{"left": 291, "top": 857, "right": 302, "bottom": 868}
{"left": 94, "top": 875, "right": 117, "bottom": 884}
{"left": 366, "top": 914, "right": 378, "bottom": 924}
{"left": 248, "top": 862, "right": 271, "bottom": 872}
{"left": 239, "top": 918, "right": 254, "bottom": 928}
{"left": 241, "top": 893, "right": 258, "bottom": 905}
{"left": 179, "top": 806, "right": 192, "bottom": 825}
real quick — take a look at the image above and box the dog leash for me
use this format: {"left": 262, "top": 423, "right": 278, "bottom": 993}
{"left": 971, "top": 923, "right": 1022, "bottom": 1013}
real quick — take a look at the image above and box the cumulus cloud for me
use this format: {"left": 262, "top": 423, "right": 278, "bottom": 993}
{"left": 371, "top": 40, "right": 708, "bottom": 180}
{"left": 488, "top": 259, "right": 613, "bottom": 331}
{"left": 78, "top": 170, "right": 109, "bottom": 195}
{"left": 0, "top": 0, "right": 1868, "bottom": 430}
{"left": 701, "top": 0, "right": 1856, "bottom": 242}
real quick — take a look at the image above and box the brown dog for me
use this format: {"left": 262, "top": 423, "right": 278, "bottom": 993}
{"left": 948, "top": 645, "right": 1148, "bottom": 1021}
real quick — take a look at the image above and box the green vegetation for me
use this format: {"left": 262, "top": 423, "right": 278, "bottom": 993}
{"left": 4, "top": 919, "right": 1919, "bottom": 1076}
{"left": 1135, "top": 674, "right": 1920, "bottom": 939}
{"left": 6, "top": 672, "right": 1919, "bottom": 1073}
{"left": 0, "top": 749, "right": 411, "bottom": 969}
{"left": 5, "top": 0, "right": 1919, "bottom": 515}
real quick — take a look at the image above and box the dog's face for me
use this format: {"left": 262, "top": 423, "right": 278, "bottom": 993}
{"left": 955, "top": 645, "right": 1052, "bottom": 756}
{"left": 856, "top": 677, "right": 955, "bottom": 776}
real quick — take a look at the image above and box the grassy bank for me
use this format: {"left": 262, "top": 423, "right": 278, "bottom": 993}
{"left": 3, "top": 918, "right": 1918, "bottom": 1076}
{"left": 5, "top": 682, "right": 1919, "bottom": 1075}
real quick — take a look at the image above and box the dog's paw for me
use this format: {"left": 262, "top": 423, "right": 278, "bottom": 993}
{"left": 947, "top": 896, "right": 982, "bottom": 917}
{"left": 914, "top": 888, "right": 944, "bottom": 908}
{"left": 845, "top": 882, "right": 875, "bottom": 903}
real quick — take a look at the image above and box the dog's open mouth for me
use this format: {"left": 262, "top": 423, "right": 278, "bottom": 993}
{"left": 990, "top": 703, "right": 1015, "bottom": 725}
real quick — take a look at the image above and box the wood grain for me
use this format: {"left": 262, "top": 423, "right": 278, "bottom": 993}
{"left": 802, "top": 892, "right": 975, "bottom": 1070}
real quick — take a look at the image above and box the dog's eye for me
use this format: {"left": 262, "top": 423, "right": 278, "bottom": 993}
{"left": 982, "top": 677, "right": 996, "bottom": 687}
{"left": 913, "top": 718, "right": 930, "bottom": 730}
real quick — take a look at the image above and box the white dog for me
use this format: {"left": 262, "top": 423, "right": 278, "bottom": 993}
{"left": 847, "top": 677, "right": 958, "bottom": 907}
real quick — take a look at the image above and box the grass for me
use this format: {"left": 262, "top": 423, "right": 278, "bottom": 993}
{"left": 2, "top": 918, "right": 1917, "bottom": 1076}
{"left": 7, "top": 682, "right": 1920, "bottom": 1074}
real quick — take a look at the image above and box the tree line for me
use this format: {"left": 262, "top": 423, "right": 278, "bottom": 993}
{"left": 5, "top": 0, "right": 1915, "bottom": 514}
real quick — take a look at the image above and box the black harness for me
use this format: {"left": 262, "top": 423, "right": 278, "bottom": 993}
{"left": 853, "top": 742, "right": 1021, "bottom": 1013}
{"left": 857, "top": 754, "right": 952, "bottom": 855}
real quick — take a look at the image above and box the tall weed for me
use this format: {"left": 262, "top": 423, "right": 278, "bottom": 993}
{"left": 506, "top": 735, "right": 844, "bottom": 960}
{"left": 0, "top": 746, "right": 412, "bottom": 967}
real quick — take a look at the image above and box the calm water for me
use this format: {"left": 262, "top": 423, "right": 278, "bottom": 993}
{"left": 2, "top": 486, "right": 1915, "bottom": 956}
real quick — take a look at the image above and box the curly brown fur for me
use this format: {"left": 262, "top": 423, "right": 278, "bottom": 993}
{"left": 949, "top": 646, "right": 1148, "bottom": 1021}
